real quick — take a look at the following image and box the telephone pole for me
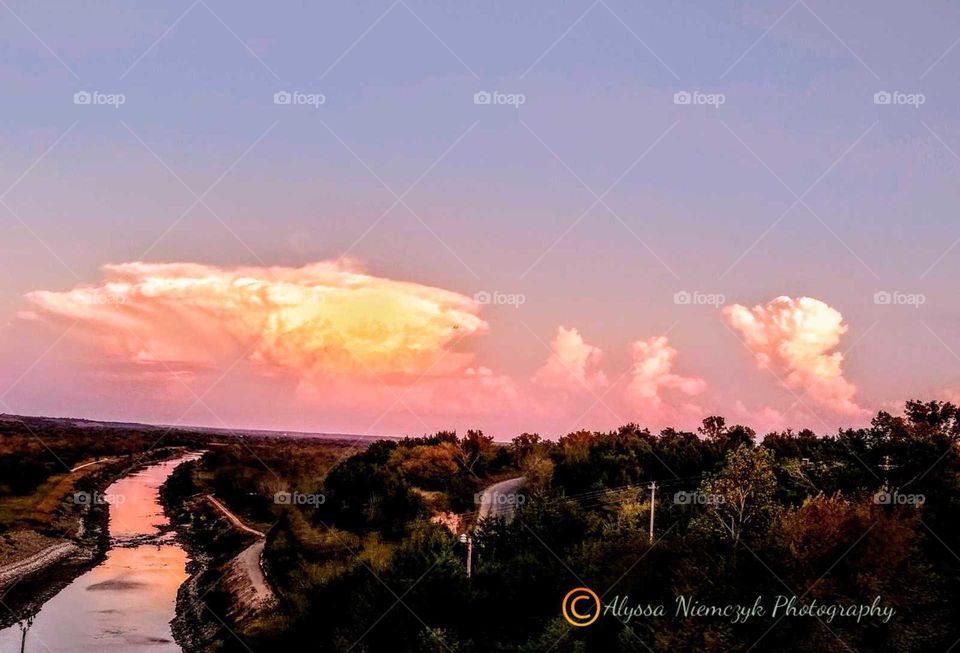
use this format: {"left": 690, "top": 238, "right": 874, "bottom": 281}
{"left": 879, "top": 455, "right": 896, "bottom": 489}
{"left": 648, "top": 481, "right": 657, "bottom": 543}
{"left": 467, "top": 536, "right": 473, "bottom": 578}
{"left": 460, "top": 533, "right": 473, "bottom": 578}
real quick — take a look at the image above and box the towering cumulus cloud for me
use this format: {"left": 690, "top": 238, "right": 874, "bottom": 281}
{"left": 533, "top": 326, "right": 607, "bottom": 391}
{"left": 624, "top": 336, "right": 706, "bottom": 421}
{"left": 26, "top": 261, "right": 487, "bottom": 381}
{"left": 722, "top": 296, "right": 864, "bottom": 416}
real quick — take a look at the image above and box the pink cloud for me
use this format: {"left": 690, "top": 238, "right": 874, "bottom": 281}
{"left": 723, "top": 296, "right": 865, "bottom": 416}
{"left": 623, "top": 336, "right": 706, "bottom": 423}
{"left": 26, "top": 260, "right": 486, "bottom": 381}
{"left": 24, "top": 260, "right": 536, "bottom": 433}
{"left": 533, "top": 326, "right": 607, "bottom": 392}
{"left": 730, "top": 401, "right": 788, "bottom": 432}
{"left": 20, "top": 265, "right": 877, "bottom": 436}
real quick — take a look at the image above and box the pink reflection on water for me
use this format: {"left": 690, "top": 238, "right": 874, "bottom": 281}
{"left": 0, "top": 453, "right": 200, "bottom": 652}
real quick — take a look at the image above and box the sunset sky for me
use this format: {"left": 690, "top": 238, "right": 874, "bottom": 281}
{"left": 2, "top": 1, "right": 960, "bottom": 438}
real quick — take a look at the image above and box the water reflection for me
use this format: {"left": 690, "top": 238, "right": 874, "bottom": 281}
{"left": 0, "top": 454, "right": 199, "bottom": 652}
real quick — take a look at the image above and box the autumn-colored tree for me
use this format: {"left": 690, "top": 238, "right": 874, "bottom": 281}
{"left": 770, "top": 494, "right": 947, "bottom": 651}
{"left": 510, "top": 432, "right": 541, "bottom": 466}
{"left": 390, "top": 442, "right": 460, "bottom": 490}
{"left": 520, "top": 450, "right": 554, "bottom": 494}
{"left": 458, "top": 430, "right": 494, "bottom": 474}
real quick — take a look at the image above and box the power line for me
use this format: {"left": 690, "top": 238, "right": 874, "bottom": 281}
{"left": 450, "top": 473, "right": 708, "bottom": 522}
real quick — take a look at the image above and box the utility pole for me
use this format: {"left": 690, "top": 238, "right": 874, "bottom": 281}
{"left": 879, "top": 455, "right": 896, "bottom": 489}
{"left": 648, "top": 481, "right": 657, "bottom": 543}
{"left": 467, "top": 535, "right": 473, "bottom": 578}
{"left": 460, "top": 533, "right": 473, "bottom": 578}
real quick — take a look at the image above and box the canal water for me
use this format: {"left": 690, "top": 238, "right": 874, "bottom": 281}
{"left": 0, "top": 454, "right": 200, "bottom": 652}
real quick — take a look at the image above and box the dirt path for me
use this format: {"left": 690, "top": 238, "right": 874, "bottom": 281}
{"left": 236, "top": 541, "right": 272, "bottom": 601}
{"left": 204, "top": 495, "right": 265, "bottom": 538}
{"left": 0, "top": 542, "right": 79, "bottom": 590}
{"left": 0, "top": 460, "right": 110, "bottom": 586}
{"left": 203, "top": 494, "right": 276, "bottom": 614}
{"left": 68, "top": 457, "right": 116, "bottom": 473}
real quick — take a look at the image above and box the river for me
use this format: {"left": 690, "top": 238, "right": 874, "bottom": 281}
{"left": 0, "top": 454, "right": 200, "bottom": 653}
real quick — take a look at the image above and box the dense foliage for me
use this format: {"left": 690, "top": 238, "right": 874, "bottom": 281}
{"left": 7, "top": 403, "right": 960, "bottom": 652}
{"left": 216, "top": 401, "right": 960, "bottom": 652}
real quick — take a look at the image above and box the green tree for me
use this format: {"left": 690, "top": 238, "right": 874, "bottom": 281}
{"left": 695, "top": 444, "right": 778, "bottom": 545}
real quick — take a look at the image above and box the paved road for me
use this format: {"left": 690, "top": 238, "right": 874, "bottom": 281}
{"left": 478, "top": 476, "right": 525, "bottom": 520}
